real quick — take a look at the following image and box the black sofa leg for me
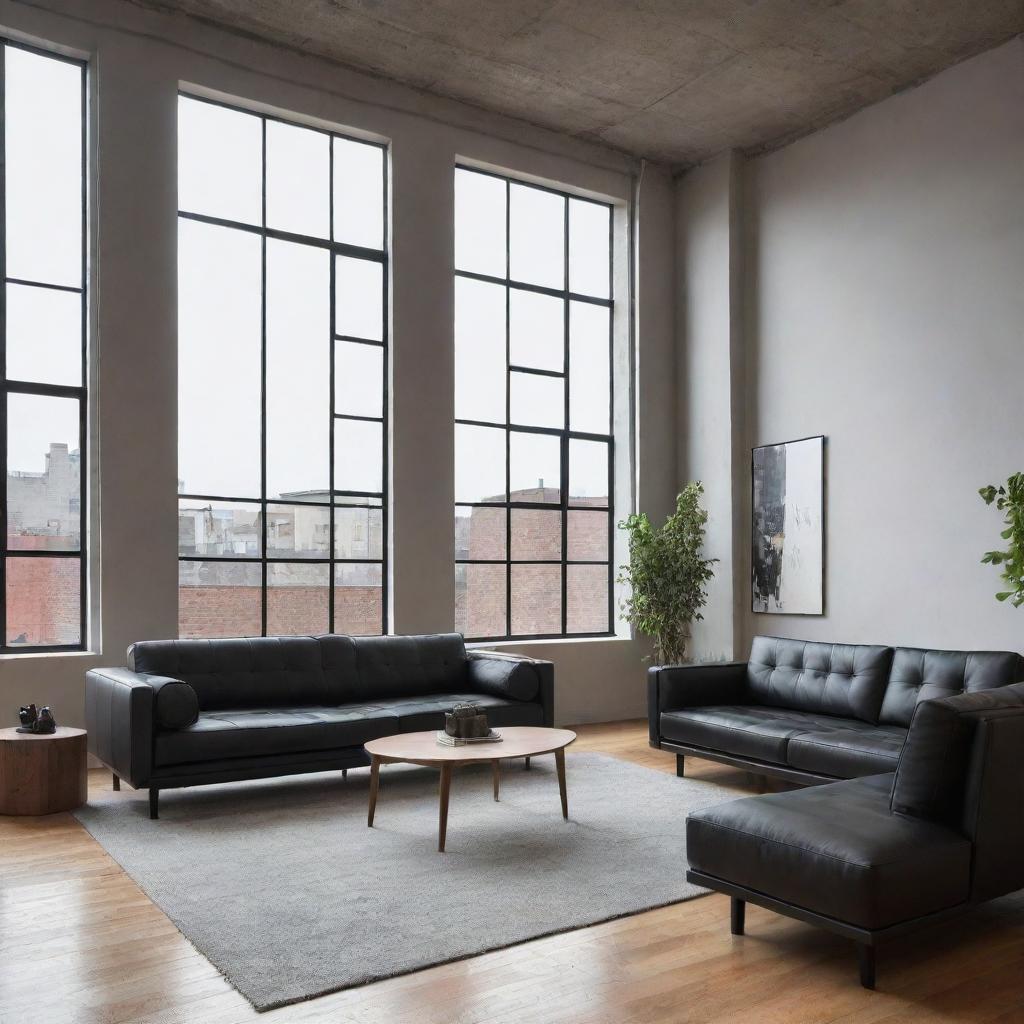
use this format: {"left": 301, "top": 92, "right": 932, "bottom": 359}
{"left": 112, "top": 773, "right": 120, "bottom": 792}
{"left": 342, "top": 769, "right": 348, "bottom": 779}
{"left": 524, "top": 757, "right": 531, "bottom": 771}
{"left": 149, "top": 788, "right": 159, "bottom": 820}
{"left": 730, "top": 897, "right": 745, "bottom": 936}
{"left": 858, "top": 943, "right": 876, "bottom": 990}
{"left": 676, "top": 754, "right": 685, "bottom": 778}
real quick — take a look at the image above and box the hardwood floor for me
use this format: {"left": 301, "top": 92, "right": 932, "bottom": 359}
{"left": 2, "top": 720, "right": 1023, "bottom": 1024}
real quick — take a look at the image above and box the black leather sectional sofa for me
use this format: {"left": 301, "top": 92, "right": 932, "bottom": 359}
{"left": 649, "top": 635, "right": 1024, "bottom": 988}
{"left": 86, "top": 633, "right": 553, "bottom": 818}
{"left": 648, "top": 635, "right": 1022, "bottom": 784}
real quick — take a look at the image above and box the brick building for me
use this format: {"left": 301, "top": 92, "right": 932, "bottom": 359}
{"left": 455, "top": 486, "right": 611, "bottom": 638}
{"left": 6, "top": 444, "right": 81, "bottom": 646}
{"left": 178, "top": 491, "right": 383, "bottom": 637}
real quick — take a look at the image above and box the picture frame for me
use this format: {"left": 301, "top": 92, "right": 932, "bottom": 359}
{"left": 751, "top": 435, "right": 825, "bottom": 615}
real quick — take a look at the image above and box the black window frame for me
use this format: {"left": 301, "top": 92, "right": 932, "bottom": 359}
{"left": 454, "top": 165, "right": 614, "bottom": 643}
{"left": 176, "top": 92, "right": 389, "bottom": 638}
{"left": 0, "top": 41, "right": 88, "bottom": 654}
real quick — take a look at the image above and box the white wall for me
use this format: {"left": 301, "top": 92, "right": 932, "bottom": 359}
{"left": 675, "top": 152, "right": 746, "bottom": 662}
{"left": 740, "top": 36, "right": 1024, "bottom": 653}
{"left": 0, "top": 0, "right": 676, "bottom": 730}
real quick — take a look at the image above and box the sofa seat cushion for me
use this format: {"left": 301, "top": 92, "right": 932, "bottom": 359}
{"left": 687, "top": 775, "right": 972, "bottom": 930}
{"left": 154, "top": 694, "right": 545, "bottom": 767}
{"left": 786, "top": 723, "right": 908, "bottom": 779}
{"left": 660, "top": 706, "right": 855, "bottom": 765}
{"left": 155, "top": 704, "right": 403, "bottom": 767}
{"left": 385, "top": 693, "right": 545, "bottom": 733}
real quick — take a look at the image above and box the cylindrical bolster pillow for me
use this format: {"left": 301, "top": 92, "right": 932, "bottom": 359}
{"left": 149, "top": 676, "right": 200, "bottom": 730}
{"left": 468, "top": 656, "right": 539, "bottom": 702}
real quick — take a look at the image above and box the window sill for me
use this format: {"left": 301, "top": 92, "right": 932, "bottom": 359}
{"left": 0, "top": 649, "right": 98, "bottom": 661}
{"left": 468, "top": 635, "right": 629, "bottom": 650}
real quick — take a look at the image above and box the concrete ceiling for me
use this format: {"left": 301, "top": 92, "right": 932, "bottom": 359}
{"left": 141, "top": 0, "right": 1024, "bottom": 167}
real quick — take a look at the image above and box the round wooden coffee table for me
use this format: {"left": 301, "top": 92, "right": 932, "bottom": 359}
{"left": 0, "top": 726, "right": 88, "bottom": 815}
{"left": 364, "top": 726, "right": 576, "bottom": 852}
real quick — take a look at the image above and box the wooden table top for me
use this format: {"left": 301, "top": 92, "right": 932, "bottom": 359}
{"left": 0, "top": 726, "right": 86, "bottom": 743}
{"left": 365, "top": 726, "right": 576, "bottom": 765}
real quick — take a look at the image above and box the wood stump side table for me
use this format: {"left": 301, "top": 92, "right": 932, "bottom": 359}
{"left": 0, "top": 727, "right": 88, "bottom": 815}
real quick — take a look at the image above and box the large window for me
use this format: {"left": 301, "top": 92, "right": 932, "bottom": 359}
{"left": 2, "top": 44, "right": 87, "bottom": 652}
{"left": 177, "top": 95, "right": 387, "bottom": 638}
{"left": 454, "top": 167, "right": 613, "bottom": 641}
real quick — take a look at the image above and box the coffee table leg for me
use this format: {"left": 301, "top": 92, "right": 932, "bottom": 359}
{"left": 492, "top": 759, "right": 500, "bottom": 801}
{"left": 438, "top": 764, "right": 452, "bottom": 852}
{"left": 367, "top": 755, "right": 381, "bottom": 827}
{"left": 555, "top": 747, "right": 568, "bottom": 820}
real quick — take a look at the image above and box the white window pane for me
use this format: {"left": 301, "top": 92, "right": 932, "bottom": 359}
{"left": 335, "top": 418, "right": 382, "bottom": 493}
{"left": 334, "top": 137, "right": 384, "bottom": 249}
{"left": 336, "top": 341, "right": 383, "bottom": 419}
{"left": 511, "top": 564, "right": 561, "bottom": 635}
{"left": 455, "top": 506, "right": 505, "bottom": 560}
{"left": 455, "top": 424, "right": 505, "bottom": 503}
{"left": 510, "top": 371, "right": 563, "bottom": 429}
{"left": 567, "top": 510, "right": 609, "bottom": 561}
{"left": 567, "top": 564, "right": 609, "bottom": 633}
{"left": 455, "top": 277, "right": 505, "bottom": 423}
{"left": 569, "top": 438, "right": 609, "bottom": 506}
{"left": 266, "top": 120, "right": 329, "bottom": 238}
{"left": 509, "top": 183, "right": 564, "bottom": 290}
{"left": 267, "top": 504, "right": 331, "bottom": 559}
{"left": 569, "top": 301, "right": 610, "bottom": 435}
{"left": 178, "top": 96, "right": 262, "bottom": 225}
{"left": 335, "top": 505, "right": 383, "bottom": 560}
{"left": 7, "top": 393, "right": 80, "bottom": 551}
{"left": 510, "top": 289, "right": 563, "bottom": 372}
{"left": 511, "top": 508, "right": 561, "bottom": 560}
{"left": 5, "top": 47, "right": 82, "bottom": 287}
{"left": 178, "top": 499, "right": 261, "bottom": 557}
{"left": 7, "top": 557, "right": 80, "bottom": 646}
{"left": 336, "top": 255, "right": 383, "bottom": 340}
{"left": 6, "top": 284, "right": 81, "bottom": 386}
{"left": 179, "top": 560, "right": 262, "bottom": 639}
{"left": 266, "top": 239, "right": 330, "bottom": 499}
{"left": 334, "top": 562, "right": 383, "bottom": 635}
{"left": 510, "top": 431, "right": 559, "bottom": 502}
{"left": 267, "top": 562, "right": 329, "bottom": 636}
{"left": 178, "top": 219, "right": 262, "bottom": 498}
{"left": 455, "top": 168, "right": 505, "bottom": 277}
{"left": 569, "top": 199, "right": 611, "bottom": 298}
{"left": 456, "top": 563, "right": 506, "bottom": 639}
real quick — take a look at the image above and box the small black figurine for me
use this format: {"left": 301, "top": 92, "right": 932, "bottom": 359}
{"left": 17, "top": 704, "right": 38, "bottom": 733}
{"left": 15, "top": 703, "right": 57, "bottom": 734}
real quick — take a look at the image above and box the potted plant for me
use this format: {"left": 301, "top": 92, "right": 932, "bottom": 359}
{"left": 980, "top": 473, "right": 1024, "bottom": 608}
{"left": 618, "top": 482, "right": 717, "bottom": 664}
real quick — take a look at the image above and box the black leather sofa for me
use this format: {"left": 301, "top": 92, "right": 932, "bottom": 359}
{"left": 687, "top": 682, "right": 1024, "bottom": 988}
{"left": 648, "top": 635, "right": 1022, "bottom": 784}
{"left": 86, "top": 633, "right": 553, "bottom": 819}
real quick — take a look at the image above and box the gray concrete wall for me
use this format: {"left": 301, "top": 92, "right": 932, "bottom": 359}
{"left": 0, "top": 0, "right": 676, "bottom": 732}
{"left": 741, "top": 36, "right": 1024, "bottom": 653}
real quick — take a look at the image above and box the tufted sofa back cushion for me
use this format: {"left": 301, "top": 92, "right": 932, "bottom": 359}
{"left": 747, "top": 636, "right": 893, "bottom": 724}
{"left": 879, "top": 647, "right": 1023, "bottom": 727}
{"left": 347, "top": 633, "right": 468, "bottom": 700}
{"left": 128, "top": 637, "right": 327, "bottom": 711}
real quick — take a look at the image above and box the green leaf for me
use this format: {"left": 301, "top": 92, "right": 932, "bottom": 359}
{"left": 996, "top": 592, "right": 1012, "bottom": 602}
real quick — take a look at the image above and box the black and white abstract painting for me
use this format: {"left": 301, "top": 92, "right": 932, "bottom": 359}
{"left": 751, "top": 435, "right": 824, "bottom": 615}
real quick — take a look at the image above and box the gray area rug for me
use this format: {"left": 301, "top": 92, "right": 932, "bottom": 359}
{"left": 74, "top": 753, "right": 730, "bottom": 1012}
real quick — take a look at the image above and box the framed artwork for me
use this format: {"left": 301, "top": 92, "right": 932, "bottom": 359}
{"left": 751, "top": 435, "right": 825, "bottom": 615}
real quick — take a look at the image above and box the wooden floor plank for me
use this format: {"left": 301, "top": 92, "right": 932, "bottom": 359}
{"left": 1, "top": 720, "right": 1021, "bottom": 1024}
